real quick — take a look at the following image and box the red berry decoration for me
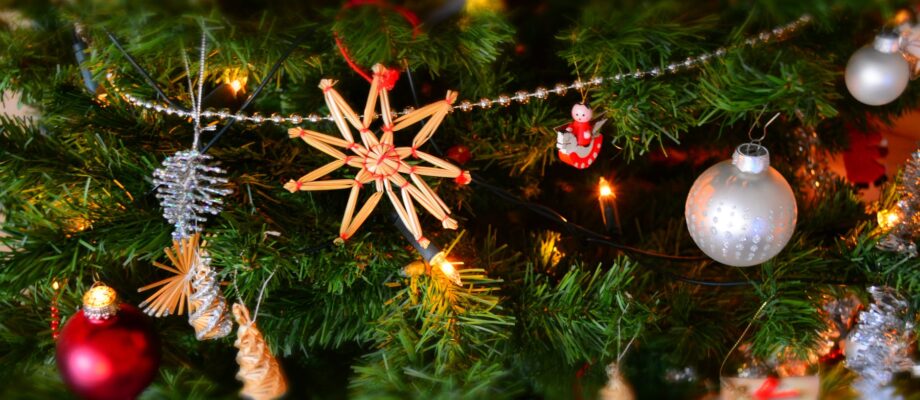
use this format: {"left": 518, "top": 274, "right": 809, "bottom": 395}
{"left": 56, "top": 283, "right": 160, "bottom": 400}
{"left": 446, "top": 144, "right": 472, "bottom": 165}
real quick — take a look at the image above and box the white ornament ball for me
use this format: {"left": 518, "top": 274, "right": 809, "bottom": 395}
{"left": 845, "top": 34, "right": 910, "bottom": 106}
{"left": 685, "top": 144, "right": 797, "bottom": 267}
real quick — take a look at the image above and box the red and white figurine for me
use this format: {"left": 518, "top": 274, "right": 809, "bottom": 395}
{"left": 556, "top": 103, "right": 606, "bottom": 169}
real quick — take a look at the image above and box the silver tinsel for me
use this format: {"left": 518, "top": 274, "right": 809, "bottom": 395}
{"left": 153, "top": 150, "right": 231, "bottom": 240}
{"left": 878, "top": 150, "right": 920, "bottom": 257}
{"left": 845, "top": 286, "right": 917, "bottom": 400}
{"left": 664, "top": 366, "right": 698, "bottom": 383}
{"left": 188, "top": 248, "right": 232, "bottom": 340}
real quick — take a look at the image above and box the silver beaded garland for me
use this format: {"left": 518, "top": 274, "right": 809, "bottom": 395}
{"left": 108, "top": 15, "right": 814, "bottom": 123}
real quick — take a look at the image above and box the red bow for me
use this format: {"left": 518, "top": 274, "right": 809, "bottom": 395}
{"left": 753, "top": 376, "right": 800, "bottom": 400}
{"left": 374, "top": 67, "right": 401, "bottom": 91}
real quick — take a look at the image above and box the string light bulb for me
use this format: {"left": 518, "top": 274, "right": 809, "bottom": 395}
{"left": 877, "top": 208, "right": 901, "bottom": 231}
{"left": 430, "top": 252, "right": 463, "bottom": 286}
{"left": 598, "top": 177, "right": 621, "bottom": 233}
{"left": 229, "top": 79, "right": 243, "bottom": 94}
{"left": 221, "top": 68, "right": 248, "bottom": 95}
{"left": 893, "top": 9, "right": 912, "bottom": 25}
{"left": 465, "top": 0, "right": 505, "bottom": 13}
{"left": 598, "top": 177, "right": 614, "bottom": 198}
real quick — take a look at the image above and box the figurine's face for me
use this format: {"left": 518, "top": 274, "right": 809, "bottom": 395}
{"left": 571, "top": 104, "right": 592, "bottom": 122}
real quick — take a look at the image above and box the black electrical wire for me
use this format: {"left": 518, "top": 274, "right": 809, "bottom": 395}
{"left": 105, "top": 29, "right": 189, "bottom": 113}
{"left": 199, "top": 33, "right": 307, "bottom": 154}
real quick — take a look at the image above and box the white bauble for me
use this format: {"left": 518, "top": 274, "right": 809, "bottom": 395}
{"left": 845, "top": 34, "right": 910, "bottom": 106}
{"left": 685, "top": 144, "right": 797, "bottom": 267}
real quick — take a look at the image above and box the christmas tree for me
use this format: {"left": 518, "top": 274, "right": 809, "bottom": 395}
{"left": 1, "top": 0, "right": 920, "bottom": 399}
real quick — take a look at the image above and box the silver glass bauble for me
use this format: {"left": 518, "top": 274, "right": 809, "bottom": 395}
{"left": 845, "top": 34, "right": 910, "bottom": 106}
{"left": 685, "top": 144, "right": 797, "bottom": 267}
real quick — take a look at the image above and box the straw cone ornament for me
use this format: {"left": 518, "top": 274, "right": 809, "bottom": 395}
{"left": 285, "top": 64, "right": 471, "bottom": 248}
{"left": 598, "top": 364, "right": 634, "bottom": 400}
{"left": 233, "top": 303, "right": 287, "bottom": 400}
{"left": 138, "top": 233, "right": 232, "bottom": 340}
{"left": 188, "top": 253, "right": 232, "bottom": 340}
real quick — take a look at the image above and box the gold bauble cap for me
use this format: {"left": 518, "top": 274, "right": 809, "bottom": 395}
{"left": 82, "top": 282, "right": 119, "bottom": 320}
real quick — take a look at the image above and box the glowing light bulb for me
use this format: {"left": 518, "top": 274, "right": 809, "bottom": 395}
{"left": 598, "top": 177, "right": 614, "bottom": 198}
{"left": 431, "top": 252, "right": 463, "bottom": 286}
{"left": 877, "top": 209, "right": 901, "bottom": 230}
{"left": 229, "top": 79, "right": 243, "bottom": 94}
{"left": 597, "top": 177, "right": 621, "bottom": 233}
{"left": 439, "top": 261, "right": 455, "bottom": 276}
{"left": 894, "top": 9, "right": 911, "bottom": 25}
{"left": 465, "top": 0, "right": 505, "bottom": 13}
{"left": 221, "top": 68, "right": 248, "bottom": 95}
{"left": 52, "top": 280, "right": 60, "bottom": 290}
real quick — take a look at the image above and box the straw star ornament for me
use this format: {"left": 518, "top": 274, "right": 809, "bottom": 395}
{"left": 285, "top": 64, "right": 470, "bottom": 248}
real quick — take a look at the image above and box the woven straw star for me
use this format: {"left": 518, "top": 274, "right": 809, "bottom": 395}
{"left": 285, "top": 64, "right": 470, "bottom": 248}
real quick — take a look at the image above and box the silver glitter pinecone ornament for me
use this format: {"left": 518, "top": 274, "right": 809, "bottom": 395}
{"left": 153, "top": 150, "right": 231, "bottom": 240}
{"left": 685, "top": 143, "right": 797, "bottom": 267}
{"left": 845, "top": 33, "right": 911, "bottom": 106}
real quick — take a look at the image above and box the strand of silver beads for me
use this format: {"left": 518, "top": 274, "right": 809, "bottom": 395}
{"left": 108, "top": 14, "right": 812, "bottom": 125}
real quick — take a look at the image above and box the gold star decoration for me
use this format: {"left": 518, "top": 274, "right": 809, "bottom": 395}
{"left": 285, "top": 64, "right": 471, "bottom": 248}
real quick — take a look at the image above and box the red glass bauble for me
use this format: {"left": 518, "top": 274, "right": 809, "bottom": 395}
{"left": 446, "top": 145, "right": 472, "bottom": 165}
{"left": 56, "top": 303, "right": 160, "bottom": 400}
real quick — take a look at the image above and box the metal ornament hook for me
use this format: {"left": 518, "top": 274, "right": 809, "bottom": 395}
{"left": 747, "top": 112, "right": 780, "bottom": 145}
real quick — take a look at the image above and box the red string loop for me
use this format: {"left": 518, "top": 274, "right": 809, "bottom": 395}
{"left": 333, "top": 0, "right": 420, "bottom": 84}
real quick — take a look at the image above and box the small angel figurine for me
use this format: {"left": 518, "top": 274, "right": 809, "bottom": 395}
{"left": 555, "top": 103, "right": 607, "bottom": 169}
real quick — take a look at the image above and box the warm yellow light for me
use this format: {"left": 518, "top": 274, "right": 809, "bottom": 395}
{"left": 894, "top": 9, "right": 911, "bottom": 25}
{"left": 465, "top": 0, "right": 505, "bottom": 13}
{"left": 878, "top": 209, "right": 901, "bottom": 230}
{"left": 439, "top": 261, "right": 456, "bottom": 276}
{"left": 67, "top": 217, "right": 92, "bottom": 233}
{"left": 221, "top": 68, "right": 248, "bottom": 95}
{"left": 229, "top": 79, "right": 243, "bottom": 94}
{"left": 52, "top": 281, "right": 60, "bottom": 291}
{"left": 598, "top": 177, "right": 614, "bottom": 198}
{"left": 431, "top": 252, "right": 463, "bottom": 286}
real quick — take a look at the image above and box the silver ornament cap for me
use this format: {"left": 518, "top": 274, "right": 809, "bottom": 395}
{"left": 845, "top": 33, "right": 911, "bottom": 106}
{"left": 685, "top": 144, "right": 797, "bottom": 267}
